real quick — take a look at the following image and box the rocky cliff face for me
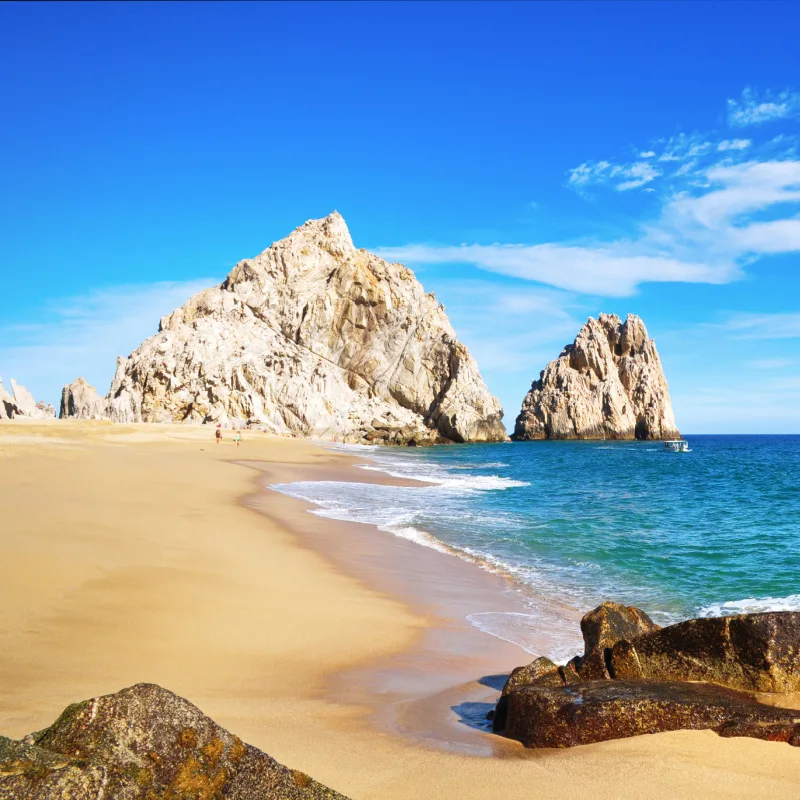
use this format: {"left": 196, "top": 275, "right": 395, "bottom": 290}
{"left": 60, "top": 213, "right": 506, "bottom": 443}
{"left": 513, "top": 314, "right": 679, "bottom": 441}
{"left": 0, "top": 377, "right": 55, "bottom": 420}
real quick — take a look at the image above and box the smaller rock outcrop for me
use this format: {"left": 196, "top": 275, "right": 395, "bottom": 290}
{"left": 494, "top": 604, "right": 800, "bottom": 748}
{"left": 513, "top": 314, "right": 680, "bottom": 440}
{"left": 59, "top": 377, "right": 109, "bottom": 420}
{"left": 0, "top": 377, "right": 54, "bottom": 420}
{"left": 0, "top": 683, "right": 349, "bottom": 799}
{"left": 579, "top": 601, "right": 661, "bottom": 680}
{"left": 503, "top": 680, "right": 800, "bottom": 749}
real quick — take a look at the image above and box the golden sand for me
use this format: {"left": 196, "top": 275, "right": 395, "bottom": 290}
{"left": 1, "top": 420, "right": 798, "bottom": 798}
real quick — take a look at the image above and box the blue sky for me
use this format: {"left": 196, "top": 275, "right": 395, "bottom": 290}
{"left": 1, "top": 1, "right": 798, "bottom": 432}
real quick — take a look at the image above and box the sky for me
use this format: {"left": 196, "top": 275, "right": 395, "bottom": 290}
{"left": 1, "top": 1, "right": 798, "bottom": 433}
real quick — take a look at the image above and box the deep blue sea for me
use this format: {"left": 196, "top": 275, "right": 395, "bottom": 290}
{"left": 273, "top": 436, "right": 800, "bottom": 659}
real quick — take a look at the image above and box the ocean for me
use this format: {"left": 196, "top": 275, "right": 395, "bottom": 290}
{"left": 272, "top": 435, "right": 800, "bottom": 661}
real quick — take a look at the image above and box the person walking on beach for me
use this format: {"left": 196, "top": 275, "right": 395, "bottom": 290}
{"left": 234, "top": 431, "right": 242, "bottom": 448}
{"left": 215, "top": 426, "right": 222, "bottom": 445}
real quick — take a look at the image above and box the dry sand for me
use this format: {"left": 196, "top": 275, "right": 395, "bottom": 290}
{"left": 1, "top": 419, "right": 799, "bottom": 799}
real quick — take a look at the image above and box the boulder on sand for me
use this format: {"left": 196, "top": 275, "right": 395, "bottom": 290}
{"left": 0, "top": 683, "right": 349, "bottom": 799}
{"left": 503, "top": 680, "right": 800, "bottom": 749}
{"left": 494, "top": 606, "right": 800, "bottom": 748}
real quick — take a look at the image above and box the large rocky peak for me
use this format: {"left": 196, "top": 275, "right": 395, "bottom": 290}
{"left": 513, "top": 313, "right": 679, "bottom": 440}
{"left": 60, "top": 213, "right": 506, "bottom": 443}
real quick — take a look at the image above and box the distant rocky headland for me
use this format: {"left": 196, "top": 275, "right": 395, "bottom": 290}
{"left": 0, "top": 683, "right": 348, "bottom": 799}
{"left": 60, "top": 213, "right": 506, "bottom": 445}
{"left": 513, "top": 313, "right": 680, "bottom": 441}
{"left": 0, "top": 377, "right": 54, "bottom": 420}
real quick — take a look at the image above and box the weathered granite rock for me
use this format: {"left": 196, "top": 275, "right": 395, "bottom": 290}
{"left": 610, "top": 612, "right": 800, "bottom": 692}
{"left": 0, "top": 683, "right": 348, "bottom": 799}
{"left": 513, "top": 313, "right": 680, "bottom": 440}
{"left": 501, "top": 657, "right": 561, "bottom": 697}
{"left": 60, "top": 213, "right": 507, "bottom": 444}
{"left": 578, "top": 601, "right": 661, "bottom": 680}
{"left": 493, "top": 657, "right": 562, "bottom": 732}
{"left": 59, "top": 377, "right": 109, "bottom": 420}
{"left": 503, "top": 680, "right": 800, "bottom": 749}
{"left": 0, "top": 377, "right": 53, "bottom": 420}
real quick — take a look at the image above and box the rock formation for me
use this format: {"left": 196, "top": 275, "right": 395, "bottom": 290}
{"left": 0, "top": 377, "right": 54, "bottom": 420}
{"left": 60, "top": 377, "right": 108, "bottom": 420}
{"left": 60, "top": 213, "right": 506, "bottom": 444}
{"left": 493, "top": 603, "right": 800, "bottom": 748}
{"left": 0, "top": 683, "right": 349, "bottom": 799}
{"left": 513, "top": 313, "right": 679, "bottom": 440}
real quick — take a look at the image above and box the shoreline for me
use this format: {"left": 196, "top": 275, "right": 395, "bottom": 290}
{"left": 242, "top": 449, "right": 582, "bottom": 756}
{"left": 3, "top": 420, "right": 800, "bottom": 799}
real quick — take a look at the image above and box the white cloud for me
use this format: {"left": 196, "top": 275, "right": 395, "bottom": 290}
{"left": 747, "top": 358, "right": 793, "bottom": 370}
{"left": 614, "top": 161, "right": 662, "bottom": 191}
{"left": 381, "top": 155, "right": 800, "bottom": 298}
{"left": 666, "top": 160, "right": 800, "bottom": 231}
{"left": 379, "top": 242, "right": 737, "bottom": 297}
{"left": 718, "top": 139, "right": 751, "bottom": 152}
{"left": 0, "top": 279, "right": 217, "bottom": 408}
{"left": 718, "top": 312, "right": 800, "bottom": 339}
{"left": 569, "top": 159, "right": 661, "bottom": 192}
{"left": 639, "top": 151, "right": 656, "bottom": 158}
{"left": 727, "top": 87, "right": 800, "bottom": 127}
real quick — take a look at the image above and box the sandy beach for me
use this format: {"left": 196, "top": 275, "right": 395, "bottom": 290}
{"left": 2, "top": 420, "right": 799, "bottom": 799}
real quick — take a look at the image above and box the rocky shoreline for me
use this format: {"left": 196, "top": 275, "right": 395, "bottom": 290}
{"left": 491, "top": 603, "right": 800, "bottom": 748}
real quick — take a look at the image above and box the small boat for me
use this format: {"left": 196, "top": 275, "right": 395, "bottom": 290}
{"left": 663, "top": 439, "right": 690, "bottom": 453}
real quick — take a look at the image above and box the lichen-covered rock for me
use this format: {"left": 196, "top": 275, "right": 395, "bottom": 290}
{"left": 513, "top": 314, "right": 679, "bottom": 440}
{"left": 493, "top": 657, "right": 562, "bottom": 732}
{"left": 578, "top": 601, "right": 660, "bottom": 680}
{"left": 0, "top": 683, "right": 348, "bottom": 799}
{"left": 503, "top": 680, "right": 800, "bottom": 749}
{"left": 501, "top": 657, "right": 561, "bottom": 697}
{"left": 610, "top": 612, "right": 800, "bottom": 692}
{"left": 0, "top": 377, "right": 53, "bottom": 420}
{"left": 59, "top": 377, "right": 108, "bottom": 420}
{"left": 60, "top": 213, "right": 507, "bottom": 444}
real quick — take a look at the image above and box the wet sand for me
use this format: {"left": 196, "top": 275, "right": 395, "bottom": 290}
{"left": 1, "top": 419, "right": 799, "bottom": 799}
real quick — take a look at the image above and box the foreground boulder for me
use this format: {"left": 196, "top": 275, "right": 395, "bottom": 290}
{"left": 0, "top": 683, "right": 348, "bottom": 799}
{"left": 60, "top": 213, "right": 507, "bottom": 444}
{"left": 503, "top": 680, "right": 800, "bottom": 749}
{"left": 610, "top": 612, "right": 800, "bottom": 692}
{"left": 513, "top": 314, "right": 680, "bottom": 440}
{"left": 494, "top": 604, "right": 800, "bottom": 748}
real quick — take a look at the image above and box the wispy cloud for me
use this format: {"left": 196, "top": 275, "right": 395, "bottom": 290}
{"left": 380, "top": 158, "right": 800, "bottom": 297}
{"left": 727, "top": 87, "right": 800, "bottom": 128}
{"left": 568, "top": 159, "right": 662, "bottom": 192}
{"left": 380, "top": 243, "right": 736, "bottom": 297}
{"left": 380, "top": 88, "right": 800, "bottom": 299}
{"left": 0, "top": 279, "right": 217, "bottom": 407}
{"left": 747, "top": 357, "right": 794, "bottom": 370}
{"left": 717, "top": 311, "right": 800, "bottom": 339}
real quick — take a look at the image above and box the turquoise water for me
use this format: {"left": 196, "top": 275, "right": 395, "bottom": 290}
{"left": 273, "top": 436, "right": 800, "bottom": 656}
